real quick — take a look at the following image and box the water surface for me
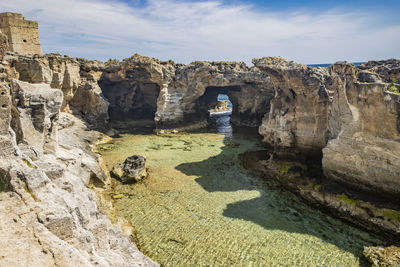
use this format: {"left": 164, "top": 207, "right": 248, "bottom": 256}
{"left": 97, "top": 127, "right": 380, "bottom": 266}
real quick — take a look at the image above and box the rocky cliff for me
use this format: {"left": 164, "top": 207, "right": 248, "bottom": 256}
{"left": 7, "top": 52, "right": 399, "bottom": 199}
{"left": 323, "top": 62, "right": 400, "bottom": 198}
{"left": 254, "top": 57, "right": 400, "bottom": 199}
{"left": 98, "top": 54, "right": 274, "bottom": 131}
{"left": 0, "top": 42, "right": 156, "bottom": 265}
{"left": 1, "top": 37, "right": 399, "bottom": 264}
{"left": 5, "top": 53, "right": 109, "bottom": 128}
{"left": 254, "top": 57, "right": 330, "bottom": 158}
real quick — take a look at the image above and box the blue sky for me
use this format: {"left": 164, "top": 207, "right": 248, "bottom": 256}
{"left": 1, "top": 0, "right": 399, "bottom": 64}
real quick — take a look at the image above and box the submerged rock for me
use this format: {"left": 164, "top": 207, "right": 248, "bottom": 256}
{"left": 111, "top": 155, "right": 147, "bottom": 183}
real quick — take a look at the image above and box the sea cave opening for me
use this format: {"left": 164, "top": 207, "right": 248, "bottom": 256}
{"left": 194, "top": 85, "right": 240, "bottom": 137}
{"left": 208, "top": 93, "right": 233, "bottom": 137}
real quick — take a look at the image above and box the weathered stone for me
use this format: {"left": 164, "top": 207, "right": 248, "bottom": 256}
{"left": 323, "top": 63, "right": 400, "bottom": 198}
{"left": 357, "top": 70, "right": 381, "bottom": 83}
{"left": 10, "top": 79, "right": 63, "bottom": 154}
{"left": 363, "top": 246, "right": 400, "bottom": 267}
{"left": 254, "top": 57, "right": 400, "bottom": 199}
{"left": 0, "top": 82, "right": 15, "bottom": 156}
{"left": 0, "top": 12, "right": 42, "bottom": 55}
{"left": 0, "top": 95, "right": 158, "bottom": 267}
{"left": 0, "top": 32, "right": 8, "bottom": 62}
{"left": 6, "top": 54, "right": 109, "bottom": 128}
{"left": 111, "top": 155, "right": 147, "bottom": 183}
{"left": 98, "top": 54, "right": 274, "bottom": 130}
{"left": 359, "top": 59, "right": 400, "bottom": 83}
{"left": 254, "top": 57, "right": 330, "bottom": 157}
{"left": 209, "top": 100, "right": 231, "bottom": 113}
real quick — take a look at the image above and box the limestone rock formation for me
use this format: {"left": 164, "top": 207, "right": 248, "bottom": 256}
{"left": 323, "top": 62, "right": 400, "bottom": 198}
{"left": 5, "top": 53, "right": 109, "bottom": 127}
{"left": 10, "top": 79, "right": 63, "bottom": 154}
{"left": 359, "top": 59, "right": 400, "bottom": 84}
{"left": 363, "top": 246, "right": 400, "bottom": 267}
{"left": 254, "top": 57, "right": 330, "bottom": 157}
{"left": 255, "top": 57, "right": 400, "bottom": 199}
{"left": 0, "top": 81, "right": 14, "bottom": 157}
{"left": 0, "top": 32, "right": 8, "bottom": 62}
{"left": 0, "top": 74, "right": 157, "bottom": 266}
{"left": 99, "top": 54, "right": 274, "bottom": 131}
{"left": 209, "top": 100, "right": 231, "bottom": 113}
{"left": 111, "top": 155, "right": 147, "bottom": 183}
{"left": 99, "top": 54, "right": 171, "bottom": 128}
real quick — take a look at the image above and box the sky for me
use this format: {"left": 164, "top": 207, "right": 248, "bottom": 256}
{"left": 1, "top": 0, "right": 399, "bottom": 65}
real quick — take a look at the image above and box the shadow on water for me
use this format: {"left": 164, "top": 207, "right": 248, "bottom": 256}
{"left": 176, "top": 114, "right": 383, "bottom": 263}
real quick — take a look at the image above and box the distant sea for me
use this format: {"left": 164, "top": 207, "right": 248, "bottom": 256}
{"left": 308, "top": 62, "right": 365, "bottom": 68}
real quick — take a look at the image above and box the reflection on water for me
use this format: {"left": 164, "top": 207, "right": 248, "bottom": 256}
{"left": 97, "top": 131, "right": 381, "bottom": 266}
{"left": 208, "top": 113, "right": 233, "bottom": 137}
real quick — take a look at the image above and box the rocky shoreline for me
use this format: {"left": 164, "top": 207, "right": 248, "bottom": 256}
{"left": 0, "top": 27, "right": 399, "bottom": 266}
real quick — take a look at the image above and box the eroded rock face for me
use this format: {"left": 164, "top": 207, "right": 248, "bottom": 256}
{"left": 0, "top": 32, "right": 8, "bottom": 62}
{"left": 254, "top": 57, "right": 330, "bottom": 157}
{"left": 160, "top": 61, "right": 273, "bottom": 129}
{"left": 323, "top": 62, "right": 400, "bottom": 198}
{"left": 0, "top": 82, "right": 14, "bottom": 157}
{"left": 5, "top": 53, "right": 109, "bottom": 128}
{"left": 99, "top": 54, "right": 274, "bottom": 131}
{"left": 99, "top": 55, "right": 170, "bottom": 127}
{"left": 255, "top": 57, "right": 400, "bottom": 199}
{"left": 10, "top": 79, "right": 63, "bottom": 154}
{"left": 359, "top": 59, "right": 400, "bottom": 84}
{"left": 363, "top": 246, "right": 400, "bottom": 267}
{"left": 0, "top": 74, "right": 157, "bottom": 266}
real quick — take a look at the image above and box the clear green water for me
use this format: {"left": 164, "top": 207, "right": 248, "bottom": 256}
{"left": 97, "top": 131, "right": 380, "bottom": 266}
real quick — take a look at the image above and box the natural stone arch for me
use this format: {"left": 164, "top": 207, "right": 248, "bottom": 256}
{"left": 155, "top": 61, "right": 275, "bottom": 131}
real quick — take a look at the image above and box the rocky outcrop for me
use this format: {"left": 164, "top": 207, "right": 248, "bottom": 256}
{"left": 0, "top": 72, "right": 157, "bottom": 265}
{"left": 255, "top": 57, "right": 400, "bottom": 199}
{"left": 10, "top": 79, "right": 63, "bottom": 154}
{"left": 363, "top": 246, "right": 400, "bottom": 267}
{"left": 209, "top": 100, "right": 231, "bottom": 113}
{"left": 111, "top": 155, "right": 147, "bottom": 183}
{"left": 5, "top": 53, "right": 109, "bottom": 127}
{"left": 359, "top": 59, "right": 400, "bottom": 84}
{"left": 157, "top": 60, "right": 273, "bottom": 129}
{"left": 323, "top": 63, "right": 400, "bottom": 198}
{"left": 0, "top": 82, "right": 14, "bottom": 157}
{"left": 99, "top": 55, "right": 170, "bottom": 128}
{"left": 98, "top": 54, "right": 274, "bottom": 131}
{"left": 0, "top": 32, "right": 8, "bottom": 61}
{"left": 254, "top": 57, "right": 330, "bottom": 157}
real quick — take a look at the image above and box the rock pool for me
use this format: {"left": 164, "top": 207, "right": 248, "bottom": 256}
{"left": 96, "top": 128, "right": 381, "bottom": 266}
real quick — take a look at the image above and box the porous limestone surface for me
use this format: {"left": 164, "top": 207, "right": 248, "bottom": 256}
{"left": 254, "top": 57, "right": 400, "bottom": 199}
{"left": 0, "top": 76, "right": 157, "bottom": 266}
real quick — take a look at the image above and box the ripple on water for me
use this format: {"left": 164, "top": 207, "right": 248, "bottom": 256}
{"left": 97, "top": 132, "right": 381, "bottom": 266}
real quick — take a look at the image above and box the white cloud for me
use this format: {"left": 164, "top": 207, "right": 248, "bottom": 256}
{"left": 1, "top": 0, "right": 399, "bottom": 64}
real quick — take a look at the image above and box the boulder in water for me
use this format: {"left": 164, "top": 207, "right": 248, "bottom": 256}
{"left": 111, "top": 155, "right": 147, "bottom": 183}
